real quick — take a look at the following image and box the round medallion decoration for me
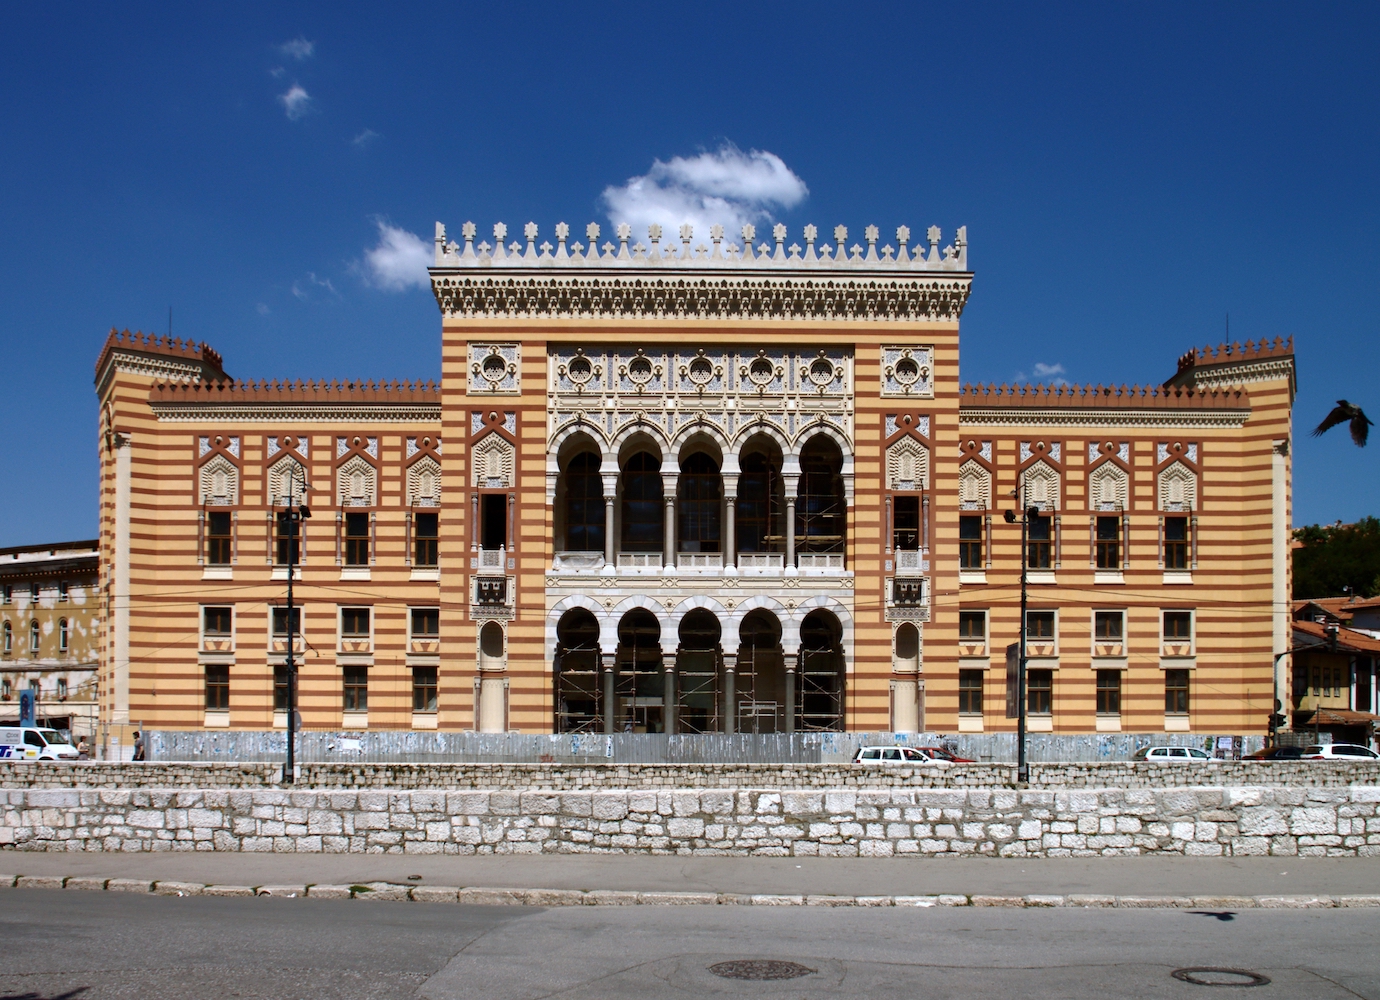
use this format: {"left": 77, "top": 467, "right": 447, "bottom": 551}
{"left": 748, "top": 357, "right": 776, "bottom": 386}
{"left": 687, "top": 356, "right": 715, "bottom": 385}
{"left": 627, "top": 357, "right": 653, "bottom": 382}
{"left": 482, "top": 354, "right": 507, "bottom": 379}
{"left": 808, "top": 357, "right": 837, "bottom": 387}
{"left": 567, "top": 356, "right": 592, "bottom": 382}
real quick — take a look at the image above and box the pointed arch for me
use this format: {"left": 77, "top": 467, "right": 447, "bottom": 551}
{"left": 407, "top": 455, "right": 441, "bottom": 506}
{"left": 958, "top": 460, "right": 991, "bottom": 510}
{"left": 471, "top": 432, "right": 515, "bottom": 489}
{"left": 1158, "top": 461, "right": 1197, "bottom": 511}
{"left": 266, "top": 454, "right": 308, "bottom": 506}
{"left": 198, "top": 454, "right": 239, "bottom": 506}
{"left": 1088, "top": 461, "right": 1128, "bottom": 511}
{"left": 886, "top": 437, "right": 929, "bottom": 491}
{"left": 1022, "top": 460, "right": 1061, "bottom": 511}
{"left": 336, "top": 454, "right": 377, "bottom": 507}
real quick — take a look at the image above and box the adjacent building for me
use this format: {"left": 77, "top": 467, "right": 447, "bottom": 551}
{"left": 0, "top": 540, "right": 99, "bottom": 737}
{"left": 95, "top": 218, "right": 1297, "bottom": 736}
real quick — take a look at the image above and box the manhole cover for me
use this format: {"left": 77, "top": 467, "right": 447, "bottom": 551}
{"left": 709, "top": 960, "right": 817, "bottom": 981}
{"left": 1172, "top": 968, "right": 1272, "bottom": 987}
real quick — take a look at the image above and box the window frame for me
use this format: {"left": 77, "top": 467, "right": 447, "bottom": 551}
{"left": 1165, "top": 668, "right": 1190, "bottom": 716}
{"left": 29, "top": 619, "right": 40, "bottom": 653}
{"left": 892, "top": 494, "right": 921, "bottom": 552}
{"left": 412, "top": 665, "right": 438, "bottom": 713}
{"left": 958, "top": 609, "right": 988, "bottom": 644}
{"left": 57, "top": 618, "right": 69, "bottom": 653}
{"left": 1095, "top": 514, "right": 1121, "bottom": 569}
{"left": 1093, "top": 609, "right": 1125, "bottom": 643}
{"left": 410, "top": 606, "right": 440, "bottom": 641}
{"left": 1027, "top": 668, "right": 1053, "bottom": 716}
{"left": 413, "top": 510, "right": 439, "bottom": 567}
{"left": 1162, "top": 609, "right": 1194, "bottom": 647}
{"left": 958, "top": 668, "right": 984, "bottom": 716}
{"left": 1026, "top": 514, "right": 1053, "bottom": 569}
{"left": 202, "top": 605, "right": 234, "bottom": 639}
{"left": 1025, "top": 610, "right": 1057, "bottom": 642}
{"left": 204, "top": 663, "right": 230, "bottom": 711}
{"left": 271, "top": 606, "right": 302, "bottom": 639}
{"left": 206, "top": 510, "right": 233, "bottom": 566}
{"left": 343, "top": 664, "right": 369, "bottom": 713}
{"left": 343, "top": 511, "right": 371, "bottom": 566}
{"left": 339, "top": 606, "right": 372, "bottom": 643}
{"left": 958, "top": 514, "right": 983, "bottom": 569}
{"left": 1096, "top": 669, "right": 1122, "bottom": 716}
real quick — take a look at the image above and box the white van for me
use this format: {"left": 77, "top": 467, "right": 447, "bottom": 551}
{"left": 0, "top": 728, "right": 80, "bottom": 761}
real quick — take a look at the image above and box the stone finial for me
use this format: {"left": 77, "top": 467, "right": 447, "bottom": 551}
{"left": 648, "top": 223, "right": 663, "bottom": 242}
{"left": 741, "top": 224, "right": 756, "bottom": 259}
{"left": 803, "top": 224, "right": 818, "bottom": 262}
{"left": 710, "top": 224, "right": 724, "bottom": 259}
{"left": 492, "top": 223, "right": 507, "bottom": 260}
{"left": 461, "top": 221, "right": 477, "bottom": 260}
{"left": 926, "top": 225, "right": 941, "bottom": 264}
{"left": 864, "top": 225, "right": 879, "bottom": 261}
{"left": 772, "top": 223, "right": 787, "bottom": 261}
{"left": 616, "top": 224, "right": 631, "bottom": 260}
{"left": 896, "top": 225, "right": 910, "bottom": 263}
{"left": 586, "top": 222, "right": 600, "bottom": 243}
{"left": 555, "top": 222, "right": 569, "bottom": 259}
{"left": 679, "top": 223, "right": 693, "bottom": 241}
{"left": 834, "top": 225, "right": 848, "bottom": 264}
{"left": 524, "top": 222, "right": 538, "bottom": 259}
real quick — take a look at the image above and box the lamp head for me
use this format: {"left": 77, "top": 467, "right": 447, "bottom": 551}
{"left": 1003, "top": 510, "right": 1017, "bottom": 524}
{"left": 299, "top": 506, "right": 312, "bottom": 520}
{"left": 1026, "top": 505, "right": 1040, "bottom": 521}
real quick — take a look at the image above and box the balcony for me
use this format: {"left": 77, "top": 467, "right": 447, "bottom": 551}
{"left": 617, "top": 552, "right": 662, "bottom": 571}
{"left": 886, "top": 577, "right": 930, "bottom": 623}
{"left": 736, "top": 553, "right": 784, "bottom": 573}
{"left": 476, "top": 546, "right": 507, "bottom": 571}
{"left": 894, "top": 549, "right": 928, "bottom": 577}
{"left": 676, "top": 552, "right": 723, "bottom": 571}
{"left": 797, "top": 553, "right": 845, "bottom": 574}
{"left": 472, "top": 575, "right": 514, "bottom": 619}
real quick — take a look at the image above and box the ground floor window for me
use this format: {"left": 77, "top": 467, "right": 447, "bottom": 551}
{"left": 958, "top": 669, "right": 984, "bottom": 715}
{"left": 274, "top": 665, "right": 289, "bottom": 711}
{"left": 205, "top": 664, "right": 229, "bottom": 710}
{"left": 1096, "top": 669, "right": 1121, "bottom": 715}
{"left": 1027, "top": 668, "right": 1053, "bottom": 715}
{"left": 1165, "top": 668, "right": 1189, "bottom": 715}
{"left": 413, "top": 666, "right": 438, "bottom": 712}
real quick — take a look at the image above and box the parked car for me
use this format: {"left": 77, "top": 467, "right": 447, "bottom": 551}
{"left": 1301, "top": 743, "right": 1380, "bottom": 760}
{"left": 1132, "top": 745, "right": 1212, "bottom": 762}
{"left": 1242, "top": 745, "right": 1306, "bottom": 761}
{"left": 854, "top": 745, "right": 930, "bottom": 763}
{"left": 0, "top": 727, "right": 81, "bottom": 761}
{"left": 916, "top": 747, "right": 976, "bottom": 763}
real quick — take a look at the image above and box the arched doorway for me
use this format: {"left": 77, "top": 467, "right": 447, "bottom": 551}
{"left": 736, "top": 610, "right": 786, "bottom": 733}
{"left": 892, "top": 623, "right": 921, "bottom": 733}
{"left": 676, "top": 610, "right": 722, "bottom": 734}
{"left": 553, "top": 609, "right": 601, "bottom": 733}
{"left": 799, "top": 608, "right": 845, "bottom": 731}
{"left": 615, "top": 609, "right": 663, "bottom": 732}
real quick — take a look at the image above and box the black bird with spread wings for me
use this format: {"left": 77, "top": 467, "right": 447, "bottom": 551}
{"left": 1312, "top": 400, "right": 1374, "bottom": 447}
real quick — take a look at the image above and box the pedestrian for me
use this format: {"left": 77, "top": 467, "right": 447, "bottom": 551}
{"left": 132, "top": 731, "right": 145, "bottom": 762}
{"left": 76, "top": 736, "right": 90, "bottom": 760}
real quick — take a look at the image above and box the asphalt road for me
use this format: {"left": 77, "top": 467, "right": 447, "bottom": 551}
{"left": 1, "top": 889, "right": 1378, "bottom": 1000}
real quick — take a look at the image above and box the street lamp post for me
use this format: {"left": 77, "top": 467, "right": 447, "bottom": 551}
{"left": 279, "top": 461, "right": 310, "bottom": 785}
{"left": 1005, "top": 488, "right": 1038, "bottom": 784}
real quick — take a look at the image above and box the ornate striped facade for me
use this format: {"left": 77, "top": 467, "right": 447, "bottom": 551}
{"left": 95, "top": 220, "right": 1296, "bottom": 736}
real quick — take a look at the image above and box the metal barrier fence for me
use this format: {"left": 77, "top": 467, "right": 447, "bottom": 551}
{"left": 149, "top": 730, "right": 1267, "bottom": 765}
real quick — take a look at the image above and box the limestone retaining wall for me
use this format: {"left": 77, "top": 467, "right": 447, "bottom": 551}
{"left": 3, "top": 784, "right": 1378, "bottom": 858}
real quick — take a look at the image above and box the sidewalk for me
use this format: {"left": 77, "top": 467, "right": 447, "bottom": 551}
{"left": 2, "top": 852, "right": 1378, "bottom": 903}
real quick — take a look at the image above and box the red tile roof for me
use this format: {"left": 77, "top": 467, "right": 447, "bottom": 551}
{"left": 1293, "top": 619, "right": 1380, "bottom": 655}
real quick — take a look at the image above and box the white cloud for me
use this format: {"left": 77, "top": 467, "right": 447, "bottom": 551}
{"left": 352, "top": 129, "right": 380, "bottom": 148}
{"left": 601, "top": 144, "right": 808, "bottom": 244}
{"left": 1013, "top": 362, "right": 1070, "bottom": 385}
{"left": 279, "top": 84, "right": 313, "bottom": 121}
{"left": 256, "top": 302, "right": 271, "bottom": 316}
{"left": 362, "top": 220, "right": 431, "bottom": 291}
{"left": 280, "top": 37, "right": 314, "bottom": 60}
{"left": 291, "top": 272, "right": 337, "bottom": 301}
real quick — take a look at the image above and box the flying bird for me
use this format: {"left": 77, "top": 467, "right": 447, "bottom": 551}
{"left": 1312, "top": 400, "right": 1373, "bottom": 447}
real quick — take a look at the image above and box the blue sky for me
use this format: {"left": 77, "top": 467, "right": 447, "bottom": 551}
{"left": 1, "top": 3, "right": 1377, "bottom": 545}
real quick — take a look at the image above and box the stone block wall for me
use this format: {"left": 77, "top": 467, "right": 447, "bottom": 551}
{"left": 2, "top": 785, "right": 1378, "bottom": 858}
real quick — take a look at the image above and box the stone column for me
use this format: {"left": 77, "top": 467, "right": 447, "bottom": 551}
{"left": 783, "top": 645, "right": 800, "bottom": 734}
{"left": 662, "top": 652, "right": 677, "bottom": 735}
{"left": 601, "top": 652, "right": 617, "bottom": 735}
{"left": 724, "top": 495, "right": 737, "bottom": 571}
{"left": 721, "top": 653, "right": 736, "bottom": 734}
{"left": 662, "top": 486, "right": 677, "bottom": 571}
{"left": 602, "top": 494, "right": 616, "bottom": 571}
{"left": 783, "top": 473, "right": 799, "bottom": 575}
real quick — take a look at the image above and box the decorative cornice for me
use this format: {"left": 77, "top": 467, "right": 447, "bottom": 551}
{"left": 959, "top": 409, "right": 1249, "bottom": 429}
{"left": 430, "top": 220, "right": 971, "bottom": 322}
{"left": 150, "top": 404, "right": 440, "bottom": 423}
{"left": 148, "top": 378, "right": 441, "bottom": 422}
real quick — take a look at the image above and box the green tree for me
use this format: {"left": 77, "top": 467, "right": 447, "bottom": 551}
{"left": 1292, "top": 516, "right": 1380, "bottom": 599}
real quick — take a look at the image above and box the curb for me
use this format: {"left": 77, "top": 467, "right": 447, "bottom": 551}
{"left": 1, "top": 875, "right": 1377, "bottom": 908}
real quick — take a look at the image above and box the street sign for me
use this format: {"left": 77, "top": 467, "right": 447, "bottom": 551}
{"left": 18, "top": 690, "right": 34, "bottom": 728}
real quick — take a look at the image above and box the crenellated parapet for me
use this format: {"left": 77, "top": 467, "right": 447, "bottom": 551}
{"left": 146, "top": 378, "right": 441, "bottom": 423}
{"left": 1166, "top": 336, "right": 1296, "bottom": 399}
{"left": 430, "top": 221, "right": 972, "bottom": 322}
{"left": 95, "top": 328, "right": 228, "bottom": 398}
{"left": 959, "top": 382, "right": 1251, "bottom": 428}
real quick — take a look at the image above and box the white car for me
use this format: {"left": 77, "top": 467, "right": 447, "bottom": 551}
{"left": 0, "top": 727, "right": 80, "bottom": 761}
{"left": 853, "top": 745, "right": 931, "bottom": 764}
{"left": 1302, "top": 743, "right": 1380, "bottom": 760}
{"left": 1132, "top": 745, "right": 1212, "bottom": 762}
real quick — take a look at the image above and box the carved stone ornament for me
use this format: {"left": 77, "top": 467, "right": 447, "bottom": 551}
{"left": 958, "top": 460, "right": 991, "bottom": 510}
{"left": 469, "top": 343, "right": 520, "bottom": 394}
{"left": 881, "top": 346, "right": 934, "bottom": 398}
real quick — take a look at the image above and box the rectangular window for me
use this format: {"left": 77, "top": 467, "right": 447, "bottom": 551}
{"left": 1165, "top": 668, "right": 1190, "bottom": 714}
{"left": 207, "top": 511, "right": 232, "bottom": 565}
{"left": 275, "top": 512, "right": 301, "bottom": 566}
{"left": 30, "top": 584, "right": 40, "bottom": 602}
{"left": 411, "top": 607, "right": 440, "bottom": 638}
{"left": 1164, "top": 516, "right": 1189, "bottom": 569}
{"left": 274, "top": 664, "right": 290, "bottom": 711}
{"left": 414, "top": 511, "right": 439, "bottom": 567}
{"left": 958, "top": 669, "right": 984, "bottom": 715}
{"left": 958, "top": 610, "right": 987, "bottom": 642}
{"left": 56, "top": 678, "right": 68, "bottom": 700}
{"left": 203, "top": 606, "right": 233, "bottom": 637}
{"left": 343, "top": 665, "right": 368, "bottom": 712}
{"left": 1094, "top": 610, "right": 1124, "bottom": 641}
{"left": 958, "top": 514, "right": 983, "bottom": 568}
{"left": 1163, "top": 611, "right": 1193, "bottom": 642}
{"left": 58, "top": 581, "right": 69, "bottom": 603}
{"left": 1027, "top": 515, "right": 1052, "bottom": 569}
{"left": 344, "top": 512, "right": 370, "bottom": 566}
{"left": 413, "top": 666, "right": 438, "bottom": 712}
{"left": 481, "top": 493, "right": 507, "bottom": 550}
{"left": 271, "top": 607, "right": 301, "bottom": 637}
{"left": 1, "top": 585, "right": 9, "bottom": 604}
{"left": 1027, "top": 668, "right": 1053, "bottom": 715}
{"left": 205, "top": 664, "right": 230, "bottom": 710}
{"left": 1096, "top": 669, "right": 1121, "bottom": 715}
{"left": 341, "top": 607, "right": 371, "bottom": 639}
{"left": 1095, "top": 515, "right": 1121, "bottom": 568}
{"left": 893, "top": 495, "right": 920, "bottom": 550}
{"left": 1025, "top": 611, "right": 1056, "bottom": 640}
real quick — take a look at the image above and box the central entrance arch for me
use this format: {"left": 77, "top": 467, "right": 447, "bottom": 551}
{"left": 615, "top": 609, "right": 663, "bottom": 733}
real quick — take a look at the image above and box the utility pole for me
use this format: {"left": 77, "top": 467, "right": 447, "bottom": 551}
{"left": 1005, "top": 484, "right": 1037, "bottom": 784}
{"left": 281, "top": 460, "right": 310, "bottom": 784}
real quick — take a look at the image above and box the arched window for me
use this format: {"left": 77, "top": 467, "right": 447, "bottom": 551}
{"left": 678, "top": 453, "right": 721, "bottom": 553}
{"left": 799, "top": 609, "right": 845, "bottom": 731}
{"left": 563, "top": 452, "right": 605, "bottom": 552}
{"left": 58, "top": 618, "right": 69, "bottom": 653}
{"left": 554, "top": 609, "right": 602, "bottom": 733}
{"left": 737, "top": 451, "right": 783, "bottom": 553}
{"left": 478, "top": 622, "right": 505, "bottom": 669}
{"left": 895, "top": 623, "right": 920, "bottom": 672}
{"left": 29, "top": 620, "right": 40, "bottom": 653}
{"left": 616, "top": 610, "right": 663, "bottom": 732}
{"left": 797, "top": 438, "right": 845, "bottom": 552}
{"left": 677, "top": 610, "right": 723, "bottom": 734}
{"left": 620, "top": 452, "right": 663, "bottom": 552}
